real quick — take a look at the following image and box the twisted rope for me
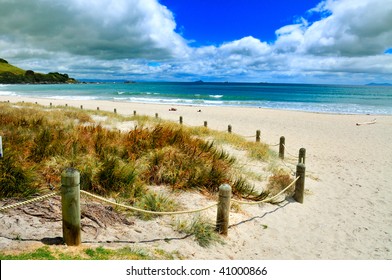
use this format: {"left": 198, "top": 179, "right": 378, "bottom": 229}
{"left": 282, "top": 144, "right": 298, "bottom": 158}
{"left": 267, "top": 143, "right": 280, "bottom": 147}
{"left": 80, "top": 190, "right": 218, "bottom": 215}
{"left": 0, "top": 192, "right": 58, "bottom": 211}
{"left": 231, "top": 176, "right": 299, "bottom": 205}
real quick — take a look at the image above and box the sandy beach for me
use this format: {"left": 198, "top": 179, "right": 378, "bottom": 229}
{"left": 1, "top": 96, "right": 392, "bottom": 260}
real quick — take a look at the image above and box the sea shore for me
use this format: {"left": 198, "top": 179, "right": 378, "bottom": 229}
{"left": 1, "top": 95, "right": 392, "bottom": 259}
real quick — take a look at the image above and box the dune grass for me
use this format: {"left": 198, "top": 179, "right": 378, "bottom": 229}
{"left": 175, "top": 216, "right": 222, "bottom": 247}
{"left": 0, "top": 102, "right": 279, "bottom": 203}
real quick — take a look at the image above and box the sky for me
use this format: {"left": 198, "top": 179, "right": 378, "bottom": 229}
{"left": 0, "top": 0, "right": 392, "bottom": 84}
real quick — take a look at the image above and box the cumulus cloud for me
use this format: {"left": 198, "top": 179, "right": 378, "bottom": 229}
{"left": 0, "top": 0, "right": 189, "bottom": 60}
{"left": 0, "top": 0, "right": 391, "bottom": 83}
{"left": 295, "top": 0, "right": 392, "bottom": 56}
{"left": 187, "top": 0, "right": 392, "bottom": 82}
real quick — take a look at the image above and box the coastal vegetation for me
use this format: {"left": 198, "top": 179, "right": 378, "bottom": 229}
{"left": 0, "top": 245, "right": 179, "bottom": 260}
{"left": 0, "top": 58, "right": 76, "bottom": 84}
{"left": 0, "top": 102, "right": 286, "bottom": 201}
{"left": 0, "top": 102, "right": 293, "bottom": 255}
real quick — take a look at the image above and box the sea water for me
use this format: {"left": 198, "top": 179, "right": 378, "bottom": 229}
{"left": 1, "top": 82, "right": 392, "bottom": 115}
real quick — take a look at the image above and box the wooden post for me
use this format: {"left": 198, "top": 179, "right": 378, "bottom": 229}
{"left": 65, "top": 104, "right": 68, "bottom": 107}
{"left": 133, "top": 110, "right": 136, "bottom": 116}
{"left": 279, "top": 136, "right": 285, "bottom": 159}
{"left": 97, "top": 107, "right": 100, "bottom": 111}
{"left": 0, "top": 136, "right": 3, "bottom": 158}
{"left": 179, "top": 116, "right": 183, "bottom": 125}
{"left": 256, "top": 130, "right": 261, "bottom": 142}
{"left": 50, "top": 102, "right": 52, "bottom": 107}
{"left": 204, "top": 121, "right": 208, "bottom": 127}
{"left": 61, "top": 168, "right": 81, "bottom": 246}
{"left": 155, "top": 113, "right": 158, "bottom": 118}
{"left": 294, "top": 163, "right": 306, "bottom": 203}
{"left": 114, "top": 108, "right": 117, "bottom": 114}
{"left": 228, "top": 125, "right": 232, "bottom": 133}
{"left": 216, "top": 184, "right": 231, "bottom": 236}
{"left": 80, "top": 105, "right": 83, "bottom": 110}
{"left": 298, "top": 148, "right": 306, "bottom": 164}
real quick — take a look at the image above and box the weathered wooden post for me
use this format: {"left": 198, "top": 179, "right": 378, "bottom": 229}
{"left": 294, "top": 163, "right": 306, "bottom": 203}
{"left": 155, "top": 113, "right": 159, "bottom": 118}
{"left": 179, "top": 116, "right": 183, "bottom": 125}
{"left": 298, "top": 148, "right": 306, "bottom": 164}
{"left": 204, "top": 121, "right": 208, "bottom": 127}
{"left": 80, "top": 105, "right": 83, "bottom": 110}
{"left": 228, "top": 125, "right": 232, "bottom": 133}
{"left": 114, "top": 108, "right": 117, "bottom": 114}
{"left": 133, "top": 110, "right": 137, "bottom": 116}
{"left": 97, "top": 107, "right": 100, "bottom": 111}
{"left": 216, "top": 184, "right": 231, "bottom": 236}
{"left": 256, "top": 130, "right": 261, "bottom": 142}
{"left": 61, "top": 168, "right": 81, "bottom": 246}
{"left": 279, "top": 136, "right": 285, "bottom": 159}
{"left": 50, "top": 102, "right": 52, "bottom": 107}
{"left": 65, "top": 104, "right": 68, "bottom": 107}
{"left": 0, "top": 136, "right": 3, "bottom": 158}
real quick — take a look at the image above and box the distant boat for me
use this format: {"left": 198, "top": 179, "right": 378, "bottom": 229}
{"left": 194, "top": 80, "right": 204, "bottom": 84}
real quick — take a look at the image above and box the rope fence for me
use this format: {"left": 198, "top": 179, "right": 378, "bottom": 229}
{"left": 231, "top": 176, "right": 299, "bottom": 205}
{"left": 0, "top": 166, "right": 306, "bottom": 244}
{"left": 0, "top": 192, "right": 57, "bottom": 212}
{"left": 1, "top": 101, "right": 308, "bottom": 244}
{"left": 80, "top": 190, "right": 218, "bottom": 215}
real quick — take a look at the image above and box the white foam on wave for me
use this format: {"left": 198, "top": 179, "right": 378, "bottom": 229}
{"left": 0, "top": 91, "right": 18, "bottom": 96}
{"left": 46, "top": 95, "right": 99, "bottom": 101}
{"left": 209, "top": 95, "right": 223, "bottom": 98}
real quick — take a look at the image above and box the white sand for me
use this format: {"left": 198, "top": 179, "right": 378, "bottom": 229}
{"left": 1, "top": 96, "right": 391, "bottom": 259}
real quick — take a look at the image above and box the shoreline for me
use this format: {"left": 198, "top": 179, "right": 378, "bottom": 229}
{"left": 1, "top": 95, "right": 392, "bottom": 259}
{"left": 0, "top": 95, "right": 389, "bottom": 116}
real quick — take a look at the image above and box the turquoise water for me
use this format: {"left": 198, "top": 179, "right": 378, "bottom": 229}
{"left": 1, "top": 82, "right": 392, "bottom": 115}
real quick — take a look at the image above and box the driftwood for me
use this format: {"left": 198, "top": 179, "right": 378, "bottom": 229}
{"left": 356, "top": 119, "right": 376, "bottom": 126}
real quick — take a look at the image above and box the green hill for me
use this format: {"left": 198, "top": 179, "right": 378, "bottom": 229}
{"left": 0, "top": 58, "right": 26, "bottom": 75}
{"left": 0, "top": 58, "right": 77, "bottom": 84}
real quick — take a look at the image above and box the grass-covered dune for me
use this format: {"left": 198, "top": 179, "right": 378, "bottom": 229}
{"left": 0, "top": 102, "right": 293, "bottom": 211}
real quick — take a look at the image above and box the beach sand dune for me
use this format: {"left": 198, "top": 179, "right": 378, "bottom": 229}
{"left": 1, "top": 96, "right": 391, "bottom": 259}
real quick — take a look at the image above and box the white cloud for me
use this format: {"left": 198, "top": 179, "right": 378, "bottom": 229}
{"left": 0, "top": 0, "right": 391, "bottom": 83}
{"left": 301, "top": 0, "right": 392, "bottom": 56}
{"left": 0, "top": 0, "right": 189, "bottom": 60}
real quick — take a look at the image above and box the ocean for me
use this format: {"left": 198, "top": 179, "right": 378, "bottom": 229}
{"left": 1, "top": 82, "right": 392, "bottom": 115}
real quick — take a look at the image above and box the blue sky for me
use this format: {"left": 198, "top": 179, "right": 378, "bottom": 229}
{"left": 0, "top": 0, "right": 391, "bottom": 84}
{"left": 160, "top": 0, "right": 322, "bottom": 46}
